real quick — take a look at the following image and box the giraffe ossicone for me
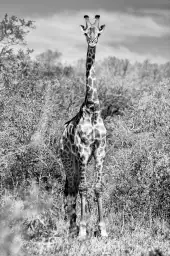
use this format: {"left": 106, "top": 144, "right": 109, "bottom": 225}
{"left": 60, "top": 15, "right": 108, "bottom": 239}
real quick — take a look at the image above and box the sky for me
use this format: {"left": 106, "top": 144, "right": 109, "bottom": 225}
{"left": 0, "top": 0, "right": 170, "bottom": 64}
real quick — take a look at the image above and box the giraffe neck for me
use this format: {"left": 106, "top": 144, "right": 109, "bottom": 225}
{"left": 84, "top": 45, "right": 100, "bottom": 112}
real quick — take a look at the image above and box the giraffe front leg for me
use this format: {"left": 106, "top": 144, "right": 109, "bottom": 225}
{"left": 78, "top": 161, "right": 88, "bottom": 239}
{"left": 94, "top": 147, "right": 108, "bottom": 238}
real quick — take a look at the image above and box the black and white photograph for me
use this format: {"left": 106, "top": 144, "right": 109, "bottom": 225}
{"left": 0, "top": 0, "right": 170, "bottom": 255}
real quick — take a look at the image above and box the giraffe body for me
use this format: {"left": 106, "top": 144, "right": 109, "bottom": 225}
{"left": 60, "top": 105, "right": 106, "bottom": 190}
{"left": 60, "top": 15, "right": 107, "bottom": 238}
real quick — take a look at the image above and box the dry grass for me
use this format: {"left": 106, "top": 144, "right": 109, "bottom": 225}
{"left": 1, "top": 41, "right": 170, "bottom": 255}
{"left": 1, "top": 188, "right": 170, "bottom": 256}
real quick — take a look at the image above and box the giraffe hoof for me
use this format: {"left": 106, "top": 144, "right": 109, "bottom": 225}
{"left": 94, "top": 229, "right": 108, "bottom": 238}
{"left": 101, "top": 229, "right": 108, "bottom": 238}
{"left": 98, "top": 222, "right": 108, "bottom": 238}
{"left": 78, "top": 228, "right": 87, "bottom": 239}
{"left": 78, "top": 222, "right": 87, "bottom": 240}
{"left": 78, "top": 234, "right": 87, "bottom": 241}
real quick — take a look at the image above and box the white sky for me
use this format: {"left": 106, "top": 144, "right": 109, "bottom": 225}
{"left": 0, "top": 0, "right": 170, "bottom": 64}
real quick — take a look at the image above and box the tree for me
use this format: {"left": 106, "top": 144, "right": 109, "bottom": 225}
{"left": 36, "top": 49, "right": 62, "bottom": 77}
{"left": 0, "top": 14, "right": 35, "bottom": 57}
{"left": 0, "top": 14, "right": 36, "bottom": 88}
{"left": 36, "top": 49, "right": 62, "bottom": 66}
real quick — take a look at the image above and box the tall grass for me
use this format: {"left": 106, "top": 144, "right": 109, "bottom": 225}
{"left": 0, "top": 50, "right": 170, "bottom": 255}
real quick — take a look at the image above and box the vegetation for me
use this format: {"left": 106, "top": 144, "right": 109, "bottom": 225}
{"left": 0, "top": 14, "right": 170, "bottom": 256}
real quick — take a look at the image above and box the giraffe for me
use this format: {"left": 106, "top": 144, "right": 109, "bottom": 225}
{"left": 60, "top": 15, "right": 107, "bottom": 239}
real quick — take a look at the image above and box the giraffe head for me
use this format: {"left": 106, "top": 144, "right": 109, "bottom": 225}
{"left": 80, "top": 15, "right": 105, "bottom": 47}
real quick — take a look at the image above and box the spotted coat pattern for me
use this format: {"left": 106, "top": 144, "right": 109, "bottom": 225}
{"left": 60, "top": 15, "right": 108, "bottom": 238}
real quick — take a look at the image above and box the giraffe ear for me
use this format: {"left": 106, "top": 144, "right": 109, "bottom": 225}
{"left": 80, "top": 25, "right": 86, "bottom": 33}
{"left": 99, "top": 24, "right": 106, "bottom": 33}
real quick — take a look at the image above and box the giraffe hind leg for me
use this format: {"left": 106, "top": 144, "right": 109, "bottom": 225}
{"left": 62, "top": 156, "right": 79, "bottom": 237}
{"left": 64, "top": 177, "right": 79, "bottom": 237}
